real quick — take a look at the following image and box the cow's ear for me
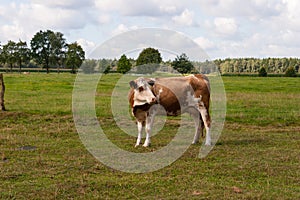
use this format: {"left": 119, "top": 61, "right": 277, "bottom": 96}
{"left": 129, "top": 81, "right": 138, "bottom": 89}
{"left": 148, "top": 79, "right": 155, "bottom": 86}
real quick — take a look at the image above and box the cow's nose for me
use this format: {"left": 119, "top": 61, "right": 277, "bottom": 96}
{"left": 151, "top": 97, "right": 156, "bottom": 103}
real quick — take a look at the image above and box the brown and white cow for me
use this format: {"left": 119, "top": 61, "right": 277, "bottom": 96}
{"left": 128, "top": 74, "right": 211, "bottom": 147}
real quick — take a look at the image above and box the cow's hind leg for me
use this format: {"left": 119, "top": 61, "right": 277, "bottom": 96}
{"left": 199, "top": 107, "right": 211, "bottom": 146}
{"left": 190, "top": 108, "right": 204, "bottom": 144}
{"left": 135, "top": 121, "right": 143, "bottom": 147}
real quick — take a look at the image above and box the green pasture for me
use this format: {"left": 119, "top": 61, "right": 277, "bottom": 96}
{"left": 0, "top": 73, "right": 299, "bottom": 199}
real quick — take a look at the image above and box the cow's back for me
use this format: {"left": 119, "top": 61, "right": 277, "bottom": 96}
{"left": 152, "top": 75, "right": 210, "bottom": 116}
{"left": 152, "top": 77, "right": 188, "bottom": 115}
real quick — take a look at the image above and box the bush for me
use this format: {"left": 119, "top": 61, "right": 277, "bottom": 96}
{"left": 258, "top": 67, "right": 267, "bottom": 77}
{"left": 285, "top": 67, "right": 297, "bottom": 77}
{"left": 171, "top": 53, "right": 194, "bottom": 74}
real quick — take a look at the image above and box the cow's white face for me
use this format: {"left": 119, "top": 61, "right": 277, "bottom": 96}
{"left": 130, "top": 78, "right": 156, "bottom": 107}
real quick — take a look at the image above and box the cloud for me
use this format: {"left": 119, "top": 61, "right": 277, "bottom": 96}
{"left": 213, "top": 17, "right": 238, "bottom": 36}
{"left": 0, "top": 1, "right": 95, "bottom": 42}
{"left": 1, "top": 0, "right": 300, "bottom": 59}
{"left": 111, "top": 24, "right": 139, "bottom": 36}
{"left": 198, "top": 0, "right": 283, "bottom": 19}
{"left": 0, "top": 24, "right": 27, "bottom": 43}
{"left": 95, "top": 0, "right": 159, "bottom": 16}
{"left": 194, "top": 37, "right": 215, "bottom": 50}
{"left": 31, "top": 0, "right": 94, "bottom": 9}
{"left": 95, "top": 0, "right": 185, "bottom": 17}
{"left": 172, "top": 9, "right": 194, "bottom": 26}
{"left": 76, "top": 38, "right": 96, "bottom": 56}
{"left": 28, "top": 4, "right": 88, "bottom": 29}
{"left": 279, "top": 0, "right": 300, "bottom": 31}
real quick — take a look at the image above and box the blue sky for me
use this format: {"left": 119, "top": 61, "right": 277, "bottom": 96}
{"left": 0, "top": 0, "right": 299, "bottom": 59}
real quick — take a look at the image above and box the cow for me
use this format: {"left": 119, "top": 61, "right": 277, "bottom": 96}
{"left": 128, "top": 74, "right": 211, "bottom": 147}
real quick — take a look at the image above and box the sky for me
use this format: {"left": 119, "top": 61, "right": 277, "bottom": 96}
{"left": 0, "top": 0, "right": 300, "bottom": 60}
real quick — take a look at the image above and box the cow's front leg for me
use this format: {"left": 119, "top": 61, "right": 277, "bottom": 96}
{"left": 135, "top": 121, "right": 143, "bottom": 147}
{"left": 143, "top": 117, "right": 152, "bottom": 147}
{"left": 143, "top": 108, "right": 157, "bottom": 147}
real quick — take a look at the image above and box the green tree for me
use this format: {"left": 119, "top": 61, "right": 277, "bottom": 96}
{"left": 117, "top": 54, "right": 132, "bottom": 74}
{"left": 65, "top": 42, "right": 85, "bottom": 74}
{"left": 15, "top": 40, "right": 30, "bottom": 73}
{"left": 285, "top": 66, "right": 297, "bottom": 77}
{"left": 1, "top": 40, "right": 17, "bottom": 72}
{"left": 81, "top": 59, "right": 97, "bottom": 74}
{"left": 30, "top": 30, "right": 66, "bottom": 73}
{"left": 49, "top": 32, "right": 67, "bottom": 73}
{"left": 136, "top": 47, "right": 162, "bottom": 74}
{"left": 258, "top": 67, "right": 267, "bottom": 77}
{"left": 0, "top": 43, "right": 3, "bottom": 67}
{"left": 98, "top": 58, "right": 111, "bottom": 74}
{"left": 171, "top": 53, "right": 194, "bottom": 74}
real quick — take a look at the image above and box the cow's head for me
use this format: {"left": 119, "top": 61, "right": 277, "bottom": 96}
{"left": 129, "top": 77, "right": 156, "bottom": 107}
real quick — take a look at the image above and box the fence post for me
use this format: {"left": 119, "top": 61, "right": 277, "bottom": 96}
{"left": 0, "top": 73, "right": 5, "bottom": 111}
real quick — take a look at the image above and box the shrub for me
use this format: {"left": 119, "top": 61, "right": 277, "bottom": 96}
{"left": 258, "top": 67, "right": 267, "bottom": 77}
{"left": 285, "top": 66, "right": 297, "bottom": 77}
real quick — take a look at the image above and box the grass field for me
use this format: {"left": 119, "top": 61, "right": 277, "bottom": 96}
{"left": 0, "top": 73, "right": 299, "bottom": 199}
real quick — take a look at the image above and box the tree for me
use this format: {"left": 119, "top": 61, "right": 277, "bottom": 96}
{"left": 136, "top": 47, "right": 162, "bottom": 74}
{"left": 81, "top": 59, "right": 97, "bottom": 74}
{"left": 98, "top": 58, "right": 111, "bottom": 74}
{"left": 49, "top": 32, "right": 67, "bottom": 73}
{"left": 65, "top": 42, "right": 85, "bottom": 74}
{"left": 30, "top": 30, "right": 66, "bottom": 73}
{"left": 171, "top": 53, "right": 194, "bottom": 74}
{"left": 0, "top": 73, "right": 5, "bottom": 111}
{"left": 15, "top": 40, "right": 30, "bottom": 73}
{"left": 1, "top": 40, "right": 17, "bottom": 72}
{"left": 285, "top": 66, "right": 297, "bottom": 77}
{"left": 258, "top": 67, "right": 267, "bottom": 77}
{"left": 117, "top": 54, "right": 132, "bottom": 74}
{"left": 0, "top": 43, "right": 3, "bottom": 67}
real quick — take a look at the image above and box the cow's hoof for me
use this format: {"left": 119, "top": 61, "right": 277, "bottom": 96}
{"left": 205, "top": 143, "right": 211, "bottom": 146}
{"left": 142, "top": 143, "right": 151, "bottom": 147}
{"left": 192, "top": 141, "right": 199, "bottom": 145}
{"left": 134, "top": 144, "right": 140, "bottom": 148}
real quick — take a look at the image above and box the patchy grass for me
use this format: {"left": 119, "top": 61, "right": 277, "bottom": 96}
{"left": 0, "top": 74, "right": 299, "bottom": 199}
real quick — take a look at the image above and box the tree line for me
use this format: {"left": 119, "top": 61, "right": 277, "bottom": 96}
{"left": 81, "top": 47, "right": 201, "bottom": 75}
{"left": 215, "top": 57, "right": 300, "bottom": 75}
{"left": 0, "top": 30, "right": 85, "bottom": 73}
{"left": 82, "top": 47, "right": 299, "bottom": 76}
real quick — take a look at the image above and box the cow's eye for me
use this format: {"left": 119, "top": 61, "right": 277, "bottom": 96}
{"left": 138, "top": 86, "right": 144, "bottom": 92}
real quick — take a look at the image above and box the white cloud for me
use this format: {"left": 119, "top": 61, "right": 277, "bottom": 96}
{"left": 95, "top": 0, "right": 161, "bottom": 16}
{"left": 159, "top": 5, "right": 178, "bottom": 14}
{"left": 31, "top": 0, "right": 94, "bottom": 9}
{"left": 98, "top": 14, "right": 111, "bottom": 24}
{"left": 194, "top": 37, "right": 215, "bottom": 50}
{"left": 1, "top": 0, "right": 300, "bottom": 59}
{"left": 111, "top": 24, "right": 139, "bottom": 36}
{"left": 280, "top": 0, "right": 300, "bottom": 31}
{"left": 214, "top": 17, "right": 238, "bottom": 36}
{"left": 0, "top": 1, "right": 96, "bottom": 43}
{"left": 28, "top": 4, "right": 87, "bottom": 29}
{"left": 95, "top": 0, "right": 187, "bottom": 17}
{"left": 76, "top": 38, "right": 96, "bottom": 56}
{"left": 172, "top": 9, "right": 194, "bottom": 26}
{"left": 198, "top": 0, "right": 283, "bottom": 19}
{"left": 0, "top": 24, "right": 27, "bottom": 42}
